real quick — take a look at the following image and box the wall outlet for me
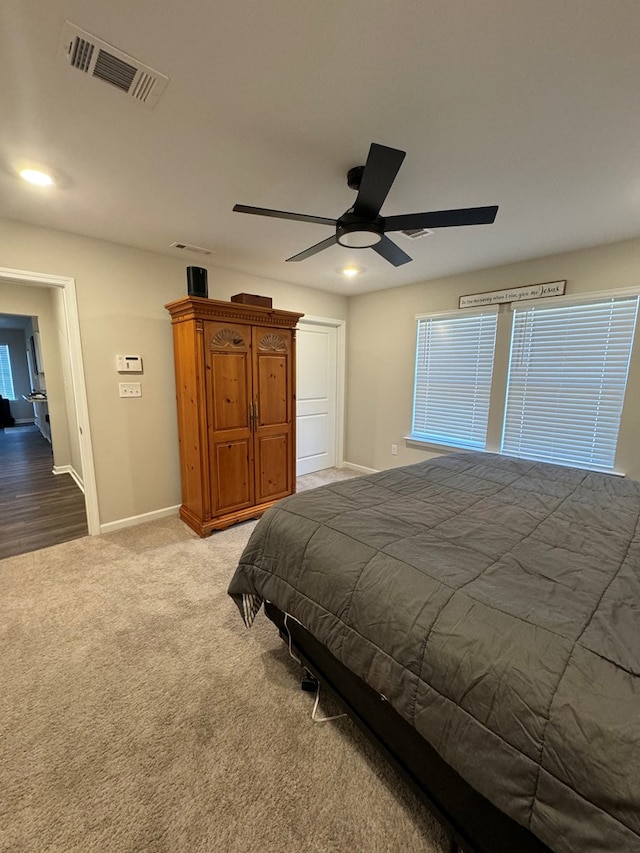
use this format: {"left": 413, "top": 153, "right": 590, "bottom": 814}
{"left": 391, "top": 444, "right": 398, "bottom": 455}
{"left": 119, "top": 382, "right": 142, "bottom": 398}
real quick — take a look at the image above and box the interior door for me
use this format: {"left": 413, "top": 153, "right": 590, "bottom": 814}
{"left": 252, "top": 326, "right": 293, "bottom": 503}
{"left": 204, "top": 321, "right": 254, "bottom": 515}
{"left": 296, "top": 322, "right": 337, "bottom": 475}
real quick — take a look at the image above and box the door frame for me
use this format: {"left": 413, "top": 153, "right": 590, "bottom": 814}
{"left": 0, "top": 266, "right": 100, "bottom": 534}
{"left": 296, "top": 315, "right": 346, "bottom": 470}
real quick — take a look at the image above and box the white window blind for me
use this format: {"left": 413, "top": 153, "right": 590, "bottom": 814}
{"left": 501, "top": 296, "right": 639, "bottom": 470}
{"left": 412, "top": 311, "right": 498, "bottom": 450}
{"left": 0, "top": 344, "right": 16, "bottom": 400}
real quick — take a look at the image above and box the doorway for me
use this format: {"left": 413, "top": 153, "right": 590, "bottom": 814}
{"left": 0, "top": 267, "right": 99, "bottom": 541}
{"left": 0, "top": 424, "right": 88, "bottom": 559}
{"left": 296, "top": 316, "right": 345, "bottom": 476}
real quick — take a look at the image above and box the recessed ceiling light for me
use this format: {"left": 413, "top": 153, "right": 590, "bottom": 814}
{"left": 19, "top": 168, "right": 54, "bottom": 187}
{"left": 340, "top": 265, "right": 363, "bottom": 278}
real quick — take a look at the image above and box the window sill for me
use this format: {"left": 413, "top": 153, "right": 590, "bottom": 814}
{"left": 404, "top": 436, "right": 480, "bottom": 454}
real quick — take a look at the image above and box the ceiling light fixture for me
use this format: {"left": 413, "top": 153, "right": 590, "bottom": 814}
{"left": 336, "top": 220, "right": 383, "bottom": 248}
{"left": 20, "top": 168, "right": 54, "bottom": 187}
{"left": 340, "top": 265, "right": 362, "bottom": 278}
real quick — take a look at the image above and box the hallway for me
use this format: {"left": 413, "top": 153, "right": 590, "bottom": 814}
{"left": 0, "top": 425, "right": 88, "bottom": 559}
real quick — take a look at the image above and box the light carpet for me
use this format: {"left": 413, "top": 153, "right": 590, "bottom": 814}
{"left": 0, "top": 472, "right": 449, "bottom": 853}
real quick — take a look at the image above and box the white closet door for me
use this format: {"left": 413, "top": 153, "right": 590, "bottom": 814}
{"left": 296, "top": 322, "right": 338, "bottom": 475}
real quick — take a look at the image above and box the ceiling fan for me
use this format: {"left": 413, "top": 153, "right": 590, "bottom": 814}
{"left": 233, "top": 142, "right": 499, "bottom": 267}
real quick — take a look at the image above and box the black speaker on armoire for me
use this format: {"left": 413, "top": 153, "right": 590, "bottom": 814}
{"left": 186, "top": 266, "right": 208, "bottom": 298}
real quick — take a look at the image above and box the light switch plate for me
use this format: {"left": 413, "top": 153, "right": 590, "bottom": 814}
{"left": 119, "top": 382, "right": 142, "bottom": 398}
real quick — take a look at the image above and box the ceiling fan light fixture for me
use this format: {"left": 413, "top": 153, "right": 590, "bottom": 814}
{"left": 19, "top": 168, "right": 54, "bottom": 187}
{"left": 336, "top": 222, "right": 383, "bottom": 248}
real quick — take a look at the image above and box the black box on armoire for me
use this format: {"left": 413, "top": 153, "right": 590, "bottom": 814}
{"left": 186, "top": 266, "right": 208, "bottom": 298}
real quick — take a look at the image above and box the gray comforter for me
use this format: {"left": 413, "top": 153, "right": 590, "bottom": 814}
{"left": 228, "top": 452, "right": 640, "bottom": 852}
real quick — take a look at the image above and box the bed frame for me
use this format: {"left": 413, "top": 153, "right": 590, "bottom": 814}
{"left": 265, "top": 601, "right": 551, "bottom": 853}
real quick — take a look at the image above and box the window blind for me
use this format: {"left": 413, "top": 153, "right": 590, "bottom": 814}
{"left": 501, "top": 296, "right": 639, "bottom": 470}
{"left": 411, "top": 311, "right": 498, "bottom": 450}
{"left": 0, "top": 345, "right": 16, "bottom": 400}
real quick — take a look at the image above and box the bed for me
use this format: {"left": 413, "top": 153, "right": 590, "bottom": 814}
{"left": 227, "top": 451, "right": 640, "bottom": 852}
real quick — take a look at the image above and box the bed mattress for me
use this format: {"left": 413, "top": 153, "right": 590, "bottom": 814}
{"left": 228, "top": 452, "right": 640, "bottom": 852}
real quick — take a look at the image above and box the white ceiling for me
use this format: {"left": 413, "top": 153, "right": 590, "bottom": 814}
{"left": 1, "top": 0, "right": 639, "bottom": 296}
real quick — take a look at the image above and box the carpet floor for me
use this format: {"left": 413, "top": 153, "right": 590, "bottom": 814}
{"left": 0, "top": 476, "right": 449, "bottom": 853}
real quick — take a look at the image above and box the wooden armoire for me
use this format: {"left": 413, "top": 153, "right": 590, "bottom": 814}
{"left": 165, "top": 296, "right": 304, "bottom": 536}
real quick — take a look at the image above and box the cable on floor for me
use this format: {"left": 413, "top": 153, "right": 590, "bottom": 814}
{"left": 282, "top": 612, "right": 347, "bottom": 723}
{"left": 311, "top": 680, "right": 348, "bottom": 723}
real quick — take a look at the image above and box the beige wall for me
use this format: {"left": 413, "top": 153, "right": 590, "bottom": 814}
{"left": 0, "top": 280, "right": 73, "bottom": 469}
{"left": 5, "top": 214, "right": 638, "bottom": 528}
{"left": 0, "top": 217, "right": 348, "bottom": 525}
{"left": 346, "top": 237, "right": 640, "bottom": 480}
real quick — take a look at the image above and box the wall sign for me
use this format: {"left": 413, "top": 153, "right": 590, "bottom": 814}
{"left": 459, "top": 280, "right": 566, "bottom": 309}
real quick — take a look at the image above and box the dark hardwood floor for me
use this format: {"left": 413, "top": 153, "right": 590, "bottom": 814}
{"left": 0, "top": 425, "right": 88, "bottom": 560}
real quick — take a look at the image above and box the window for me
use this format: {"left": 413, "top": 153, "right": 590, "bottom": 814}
{"left": 501, "top": 296, "right": 639, "bottom": 470}
{"left": 0, "top": 344, "right": 16, "bottom": 400}
{"left": 411, "top": 310, "right": 498, "bottom": 450}
{"left": 411, "top": 293, "right": 639, "bottom": 472}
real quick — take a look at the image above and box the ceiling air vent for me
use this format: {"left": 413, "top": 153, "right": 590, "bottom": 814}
{"left": 60, "top": 22, "right": 169, "bottom": 107}
{"left": 401, "top": 228, "right": 434, "bottom": 239}
{"left": 170, "top": 242, "right": 216, "bottom": 257}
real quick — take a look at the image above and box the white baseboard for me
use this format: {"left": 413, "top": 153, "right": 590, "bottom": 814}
{"left": 100, "top": 504, "right": 181, "bottom": 534}
{"left": 342, "top": 461, "right": 379, "bottom": 475}
{"left": 14, "top": 418, "right": 35, "bottom": 425}
{"left": 52, "top": 465, "right": 85, "bottom": 493}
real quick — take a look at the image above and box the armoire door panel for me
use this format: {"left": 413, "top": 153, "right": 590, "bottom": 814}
{"left": 256, "top": 355, "right": 288, "bottom": 425}
{"left": 256, "top": 434, "right": 289, "bottom": 500}
{"left": 210, "top": 353, "right": 250, "bottom": 431}
{"left": 205, "top": 320, "right": 254, "bottom": 515}
{"left": 205, "top": 322, "right": 252, "bottom": 431}
{"left": 254, "top": 328, "right": 292, "bottom": 426}
{"left": 253, "top": 326, "right": 294, "bottom": 504}
{"left": 212, "top": 439, "right": 254, "bottom": 512}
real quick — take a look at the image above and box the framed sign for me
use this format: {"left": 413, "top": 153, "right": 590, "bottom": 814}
{"left": 459, "top": 280, "right": 566, "bottom": 309}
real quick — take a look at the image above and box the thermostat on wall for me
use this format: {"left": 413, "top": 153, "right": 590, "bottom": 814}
{"left": 116, "top": 354, "right": 143, "bottom": 373}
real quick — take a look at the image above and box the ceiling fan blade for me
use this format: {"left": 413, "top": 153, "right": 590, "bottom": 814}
{"left": 352, "top": 143, "right": 406, "bottom": 220}
{"left": 384, "top": 205, "right": 499, "bottom": 232}
{"left": 286, "top": 235, "right": 338, "bottom": 262}
{"left": 372, "top": 236, "right": 412, "bottom": 267}
{"left": 233, "top": 204, "right": 336, "bottom": 227}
